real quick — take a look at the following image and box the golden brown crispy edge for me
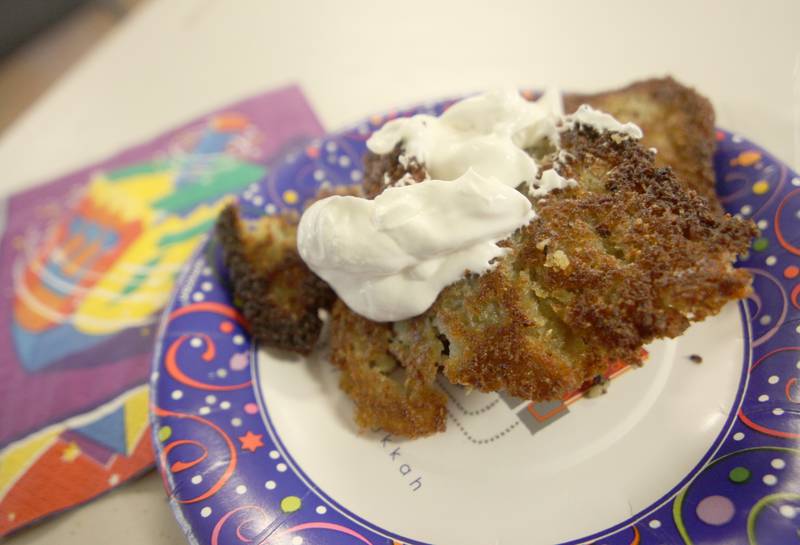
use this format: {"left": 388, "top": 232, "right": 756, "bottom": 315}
{"left": 215, "top": 203, "right": 336, "bottom": 355}
{"left": 564, "top": 76, "right": 720, "bottom": 213}
{"left": 329, "top": 300, "right": 447, "bottom": 438}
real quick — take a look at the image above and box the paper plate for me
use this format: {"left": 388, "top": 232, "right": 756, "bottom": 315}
{"left": 150, "top": 98, "right": 800, "bottom": 545}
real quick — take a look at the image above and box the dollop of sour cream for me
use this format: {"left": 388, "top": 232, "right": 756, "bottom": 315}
{"left": 297, "top": 89, "right": 642, "bottom": 322}
{"left": 367, "top": 88, "right": 563, "bottom": 188}
{"left": 298, "top": 169, "right": 533, "bottom": 321}
{"left": 564, "top": 104, "right": 643, "bottom": 139}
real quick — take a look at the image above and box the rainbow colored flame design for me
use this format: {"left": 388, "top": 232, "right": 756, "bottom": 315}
{"left": 12, "top": 115, "right": 266, "bottom": 372}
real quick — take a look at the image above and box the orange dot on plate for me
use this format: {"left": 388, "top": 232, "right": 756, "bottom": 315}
{"left": 219, "top": 321, "right": 234, "bottom": 333}
{"left": 736, "top": 150, "right": 762, "bottom": 166}
{"left": 752, "top": 180, "right": 769, "bottom": 195}
{"left": 784, "top": 266, "right": 799, "bottom": 279}
{"left": 305, "top": 145, "right": 319, "bottom": 158}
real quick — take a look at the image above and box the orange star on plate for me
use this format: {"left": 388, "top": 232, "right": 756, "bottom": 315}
{"left": 238, "top": 431, "right": 264, "bottom": 452}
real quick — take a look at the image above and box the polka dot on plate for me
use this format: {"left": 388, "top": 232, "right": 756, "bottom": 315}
{"left": 198, "top": 406, "right": 211, "bottom": 416}
{"left": 201, "top": 281, "right": 213, "bottom": 292}
{"left": 339, "top": 156, "right": 351, "bottom": 167}
{"left": 201, "top": 507, "right": 212, "bottom": 518}
{"left": 648, "top": 520, "right": 661, "bottom": 529}
{"left": 171, "top": 390, "right": 184, "bottom": 400}
{"left": 269, "top": 450, "right": 280, "bottom": 460}
{"left": 265, "top": 203, "right": 277, "bottom": 215}
{"left": 796, "top": 360, "right": 800, "bottom": 370}
{"left": 281, "top": 495, "right": 302, "bottom": 513}
{"left": 752, "top": 180, "right": 770, "bottom": 195}
{"left": 796, "top": 324, "right": 800, "bottom": 334}
{"left": 244, "top": 403, "right": 258, "bottom": 415}
{"left": 220, "top": 401, "right": 231, "bottom": 410}
{"left": 771, "top": 458, "right": 786, "bottom": 470}
{"left": 292, "top": 536, "right": 304, "bottom": 545}
{"left": 283, "top": 190, "right": 299, "bottom": 204}
{"left": 191, "top": 475, "right": 203, "bottom": 485}
{"left": 768, "top": 375, "right": 780, "bottom": 384}
{"left": 758, "top": 394, "right": 769, "bottom": 402}
{"left": 759, "top": 314, "right": 772, "bottom": 326}
{"left": 189, "top": 337, "right": 202, "bottom": 348}
{"left": 728, "top": 466, "right": 750, "bottom": 483}
{"left": 202, "top": 266, "right": 212, "bottom": 276}
{"left": 325, "top": 141, "right": 337, "bottom": 152}
{"left": 253, "top": 196, "right": 264, "bottom": 206}
{"left": 219, "top": 321, "right": 233, "bottom": 333}
{"left": 236, "top": 485, "right": 247, "bottom": 495}
{"left": 757, "top": 219, "right": 768, "bottom": 230}
{"left": 229, "top": 352, "right": 248, "bottom": 371}
{"left": 752, "top": 238, "right": 768, "bottom": 252}
{"left": 277, "top": 463, "right": 287, "bottom": 472}
{"left": 265, "top": 480, "right": 276, "bottom": 490}
{"left": 785, "top": 265, "right": 800, "bottom": 280}
{"left": 350, "top": 170, "right": 363, "bottom": 182}
{"left": 205, "top": 395, "right": 217, "bottom": 405}
{"left": 313, "top": 169, "right": 325, "bottom": 181}
{"left": 231, "top": 417, "right": 242, "bottom": 427}
{"left": 158, "top": 426, "right": 172, "bottom": 442}
{"left": 780, "top": 505, "right": 797, "bottom": 518}
{"left": 763, "top": 474, "right": 778, "bottom": 486}
{"left": 766, "top": 255, "right": 777, "bottom": 266}
{"left": 773, "top": 408, "right": 785, "bottom": 416}
{"left": 316, "top": 505, "right": 327, "bottom": 515}
{"left": 216, "top": 368, "right": 228, "bottom": 378}
{"left": 740, "top": 204, "right": 752, "bottom": 215}
{"left": 792, "top": 177, "right": 800, "bottom": 187}
{"left": 233, "top": 335, "right": 245, "bottom": 346}
{"left": 192, "top": 292, "right": 205, "bottom": 302}
{"left": 696, "top": 495, "right": 735, "bottom": 525}
{"left": 733, "top": 432, "right": 745, "bottom": 441}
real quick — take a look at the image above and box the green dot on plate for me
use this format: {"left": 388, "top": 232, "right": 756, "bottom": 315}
{"left": 753, "top": 238, "right": 769, "bottom": 252}
{"left": 280, "top": 495, "right": 301, "bottom": 513}
{"left": 729, "top": 466, "right": 750, "bottom": 483}
{"left": 158, "top": 426, "right": 172, "bottom": 442}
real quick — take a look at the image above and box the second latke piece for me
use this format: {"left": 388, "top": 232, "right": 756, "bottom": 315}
{"left": 347, "top": 121, "right": 754, "bottom": 433}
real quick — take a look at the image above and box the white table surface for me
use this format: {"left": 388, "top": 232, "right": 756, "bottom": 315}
{"left": 3, "top": 0, "right": 799, "bottom": 543}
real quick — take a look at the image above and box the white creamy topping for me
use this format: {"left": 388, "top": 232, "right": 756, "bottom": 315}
{"left": 532, "top": 169, "right": 577, "bottom": 198}
{"left": 297, "top": 169, "right": 533, "bottom": 322}
{"left": 564, "top": 104, "right": 643, "bottom": 139}
{"left": 297, "top": 89, "right": 643, "bottom": 322}
{"left": 367, "top": 88, "right": 563, "bottom": 189}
